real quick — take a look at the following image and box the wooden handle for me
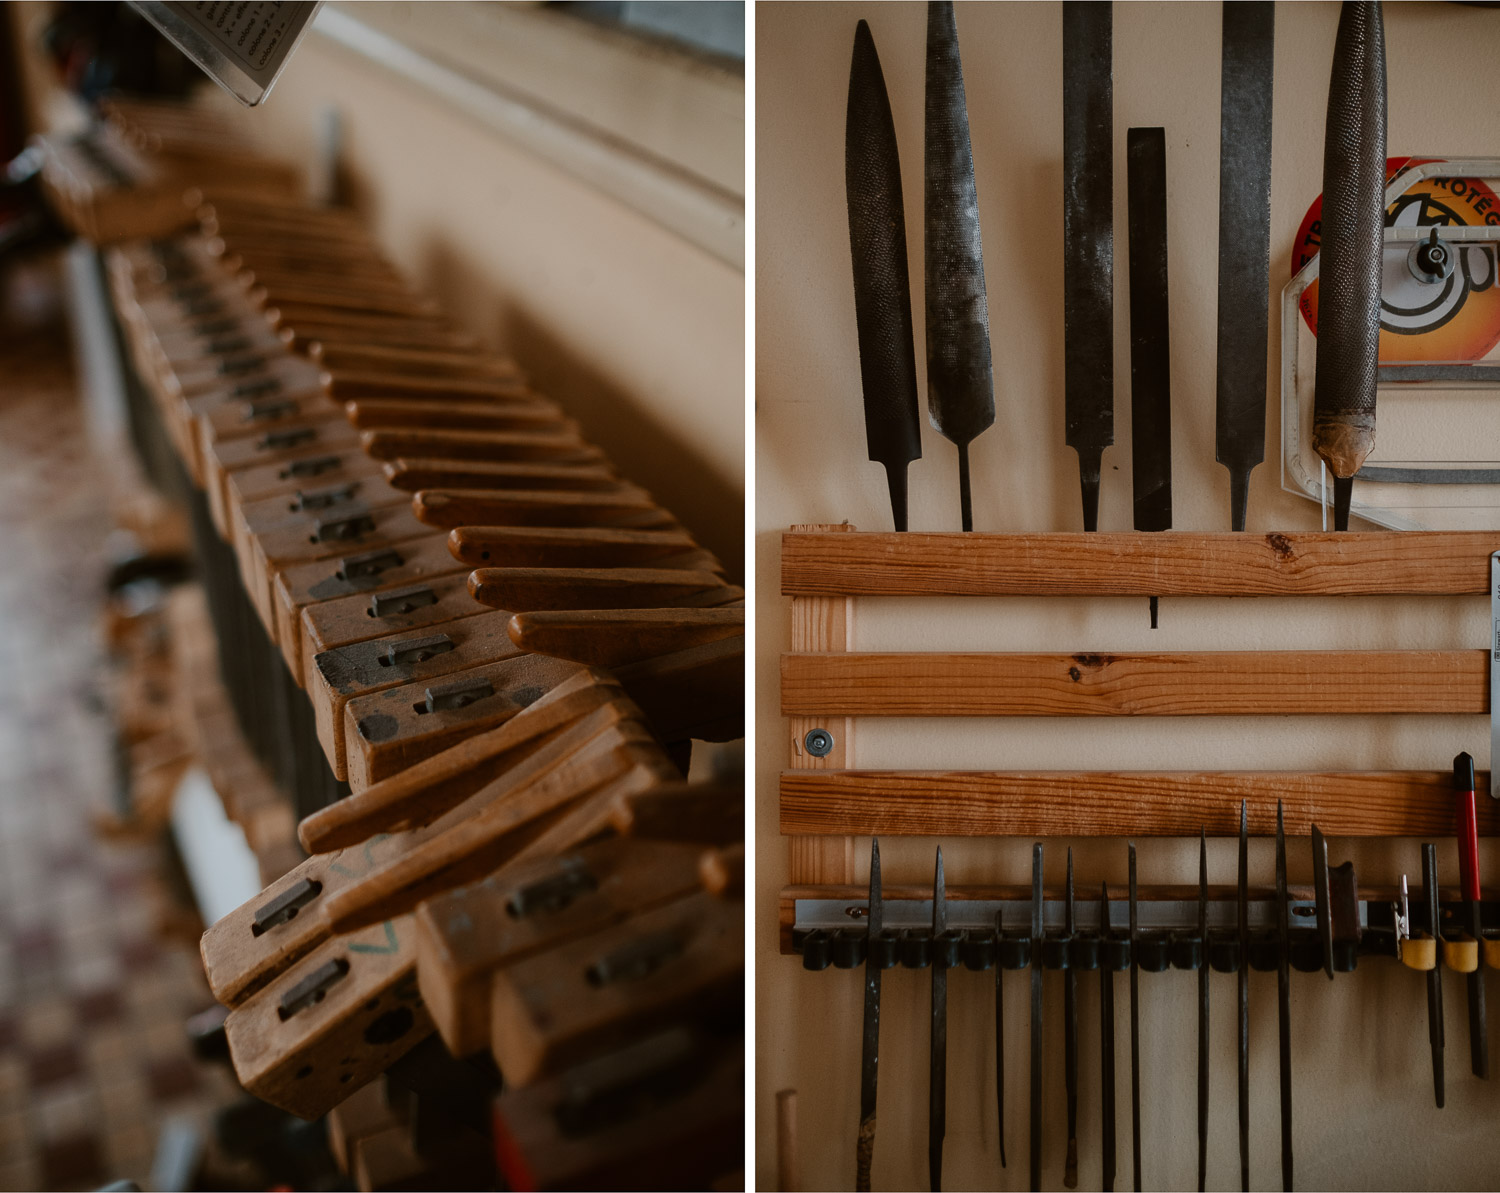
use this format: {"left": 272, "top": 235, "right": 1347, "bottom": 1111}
{"left": 413, "top": 487, "right": 671, "bottom": 531}
{"left": 360, "top": 428, "right": 600, "bottom": 465}
{"left": 467, "top": 566, "right": 725, "bottom": 612}
{"left": 782, "top": 530, "right": 1500, "bottom": 597}
{"left": 382, "top": 457, "right": 619, "bottom": 493}
{"left": 343, "top": 394, "right": 562, "bottom": 427}
{"left": 610, "top": 780, "right": 744, "bottom": 845}
{"left": 700, "top": 842, "right": 744, "bottom": 898}
{"left": 324, "top": 368, "right": 531, "bottom": 402}
{"left": 308, "top": 341, "right": 522, "bottom": 380}
{"left": 447, "top": 525, "right": 700, "bottom": 568}
{"left": 297, "top": 671, "right": 625, "bottom": 852}
{"left": 509, "top": 607, "right": 746, "bottom": 667}
{"left": 778, "top": 1089, "right": 801, "bottom": 1193}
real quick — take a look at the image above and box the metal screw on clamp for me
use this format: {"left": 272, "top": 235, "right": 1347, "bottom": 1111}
{"left": 804, "top": 728, "right": 834, "bottom": 757}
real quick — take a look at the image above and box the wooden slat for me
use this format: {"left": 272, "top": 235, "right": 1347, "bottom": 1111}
{"left": 786, "top": 524, "right": 855, "bottom": 886}
{"left": 781, "top": 530, "right": 1500, "bottom": 597}
{"left": 782, "top": 650, "right": 1489, "bottom": 716}
{"left": 780, "top": 769, "right": 1500, "bottom": 838}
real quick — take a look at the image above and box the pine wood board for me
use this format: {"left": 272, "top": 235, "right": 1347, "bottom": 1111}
{"left": 781, "top": 530, "right": 1500, "bottom": 597}
{"left": 780, "top": 769, "right": 1500, "bottom": 838}
{"left": 782, "top": 650, "right": 1489, "bottom": 717}
{"left": 787, "top": 524, "right": 856, "bottom": 887}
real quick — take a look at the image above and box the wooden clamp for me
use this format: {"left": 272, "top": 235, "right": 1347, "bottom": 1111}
{"left": 203, "top": 676, "right": 632, "bottom": 1004}
{"left": 272, "top": 534, "right": 463, "bottom": 683}
{"left": 382, "top": 457, "right": 619, "bottom": 494}
{"left": 308, "top": 608, "right": 523, "bottom": 778}
{"left": 487, "top": 889, "right": 743, "bottom": 1087}
{"left": 222, "top": 914, "right": 433, "bottom": 1121}
{"left": 447, "top": 525, "right": 713, "bottom": 570}
{"left": 413, "top": 836, "right": 710, "bottom": 1057}
{"left": 491, "top": 1030, "right": 742, "bottom": 1192}
{"left": 298, "top": 670, "right": 629, "bottom": 851}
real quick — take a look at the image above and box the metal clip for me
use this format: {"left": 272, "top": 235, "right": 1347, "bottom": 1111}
{"left": 422, "top": 675, "right": 491, "bottom": 712}
{"left": 294, "top": 483, "right": 357, "bottom": 512}
{"left": 385, "top": 633, "right": 456, "bottom": 668}
{"left": 368, "top": 584, "right": 438, "bottom": 618}
{"left": 507, "top": 859, "right": 597, "bottom": 918}
{"left": 258, "top": 426, "right": 317, "bottom": 451}
{"left": 233, "top": 376, "right": 282, "bottom": 400}
{"left": 251, "top": 878, "right": 323, "bottom": 937}
{"left": 338, "top": 547, "right": 404, "bottom": 580}
{"left": 242, "top": 397, "right": 297, "bottom": 423}
{"left": 282, "top": 454, "right": 341, "bottom": 480}
{"left": 218, "top": 354, "right": 266, "bottom": 376}
{"left": 312, "top": 506, "right": 376, "bottom": 542}
{"left": 586, "top": 931, "right": 684, "bottom": 987}
{"left": 277, "top": 958, "right": 350, "bottom": 1021}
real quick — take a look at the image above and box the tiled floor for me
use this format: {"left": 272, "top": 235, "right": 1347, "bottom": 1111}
{"left": 0, "top": 252, "right": 241, "bottom": 1191}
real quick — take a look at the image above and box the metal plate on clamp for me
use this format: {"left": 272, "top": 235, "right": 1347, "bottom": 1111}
{"left": 586, "top": 931, "right": 684, "bottom": 986}
{"left": 243, "top": 397, "right": 297, "bottom": 423}
{"left": 258, "top": 426, "right": 318, "bottom": 451}
{"left": 369, "top": 584, "right": 438, "bottom": 619}
{"left": 295, "top": 483, "right": 358, "bottom": 512}
{"left": 233, "top": 376, "right": 282, "bottom": 400}
{"left": 312, "top": 506, "right": 376, "bottom": 543}
{"left": 277, "top": 958, "right": 350, "bottom": 1021}
{"left": 219, "top": 354, "right": 266, "bottom": 377}
{"left": 283, "top": 454, "right": 342, "bottom": 480}
{"left": 252, "top": 878, "right": 323, "bottom": 937}
{"left": 339, "top": 547, "right": 404, "bottom": 581}
{"left": 386, "top": 633, "right": 455, "bottom": 668}
{"left": 421, "top": 675, "right": 493, "bottom": 713}
{"left": 508, "top": 858, "right": 598, "bottom": 918}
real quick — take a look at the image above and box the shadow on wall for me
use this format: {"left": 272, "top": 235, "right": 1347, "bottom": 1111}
{"left": 418, "top": 237, "right": 745, "bottom": 585}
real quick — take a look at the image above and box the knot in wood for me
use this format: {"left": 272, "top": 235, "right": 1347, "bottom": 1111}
{"left": 1266, "top": 533, "right": 1295, "bottom": 562}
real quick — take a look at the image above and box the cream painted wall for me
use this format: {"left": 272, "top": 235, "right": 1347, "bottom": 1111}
{"left": 756, "top": 3, "right": 1500, "bottom": 1189}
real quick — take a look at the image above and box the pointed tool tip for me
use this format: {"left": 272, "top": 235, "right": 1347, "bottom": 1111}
{"left": 1332, "top": 475, "right": 1353, "bottom": 531}
{"left": 1229, "top": 468, "right": 1251, "bottom": 532}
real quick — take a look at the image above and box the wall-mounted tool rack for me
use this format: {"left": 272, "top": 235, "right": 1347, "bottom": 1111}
{"left": 779, "top": 523, "right": 1500, "bottom": 948}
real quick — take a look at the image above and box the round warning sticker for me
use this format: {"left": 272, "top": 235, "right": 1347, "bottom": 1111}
{"left": 1294, "top": 156, "right": 1500, "bottom": 361}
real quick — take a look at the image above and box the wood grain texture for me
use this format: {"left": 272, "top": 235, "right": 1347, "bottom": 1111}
{"left": 510, "top": 608, "right": 745, "bottom": 668}
{"left": 448, "top": 525, "right": 708, "bottom": 570}
{"left": 781, "top": 650, "right": 1489, "bottom": 716}
{"left": 298, "top": 671, "right": 625, "bottom": 852}
{"left": 780, "top": 770, "right": 1500, "bottom": 837}
{"left": 413, "top": 837, "right": 705, "bottom": 1057}
{"left": 382, "top": 458, "right": 618, "bottom": 493}
{"left": 786, "top": 524, "right": 856, "bottom": 888}
{"left": 413, "top": 487, "right": 674, "bottom": 531}
{"left": 487, "top": 890, "right": 742, "bottom": 1088}
{"left": 781, "top": 530, "right": 1500, "bottom": 596}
